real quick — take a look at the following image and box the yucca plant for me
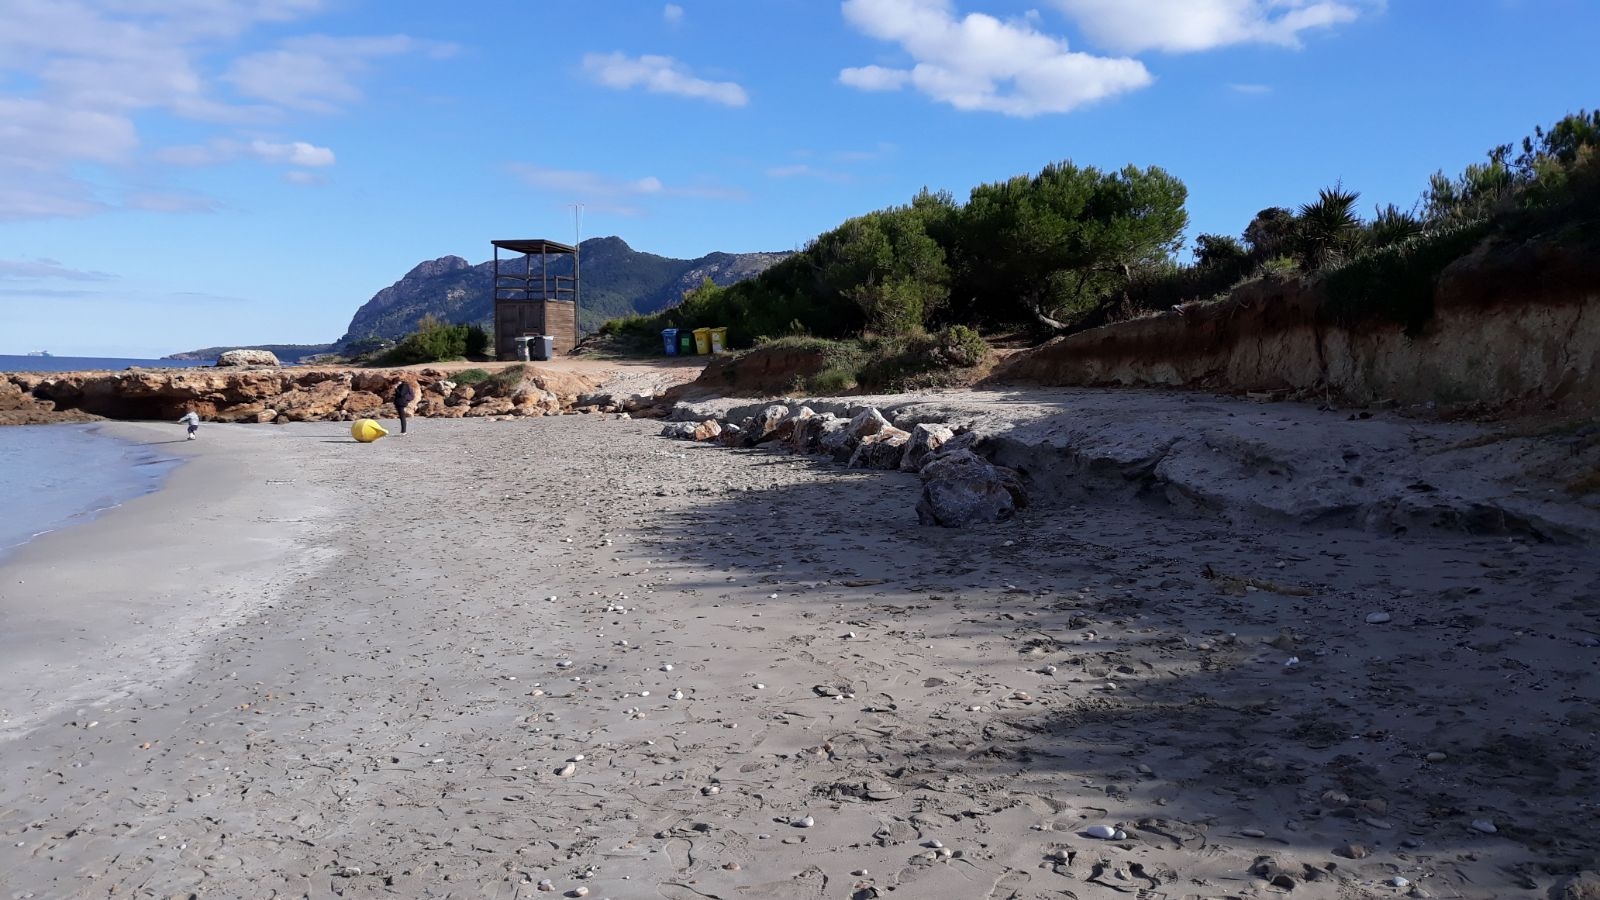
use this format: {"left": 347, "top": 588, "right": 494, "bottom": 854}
{"left": 1296, "top": 185, "right": 1362, "bottom": 270}
{"left": 1367, "top": 203, "right": 1424, "bottom": 249}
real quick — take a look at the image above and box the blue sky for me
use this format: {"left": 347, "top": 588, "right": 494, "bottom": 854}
{"left": 0, "top": 0, "right": 1594, "bottom": 357}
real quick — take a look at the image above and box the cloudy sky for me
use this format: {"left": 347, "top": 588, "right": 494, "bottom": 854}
{"left": 1, "top": 0, "right": 1594, "bottom": 356}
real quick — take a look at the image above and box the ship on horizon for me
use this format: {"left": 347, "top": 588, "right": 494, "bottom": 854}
{"left": 24, "top": 350, "right": 53, "bottom": 358}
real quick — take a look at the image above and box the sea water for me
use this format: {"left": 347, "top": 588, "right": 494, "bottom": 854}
{"left": 0, "top": 425, "right": 180, "bottom": 560}
{"left": 0, "top": 355, "right": 213, "bottom": 373}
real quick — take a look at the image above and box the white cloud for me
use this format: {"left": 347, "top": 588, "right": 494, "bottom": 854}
{"left": 582, "top": 52, "right": 749, "bottom": 107}
{"left": 838, "top": 65, "right": 912, "bottom": 92}
{"left": 838, "top": 0, "right": 1152, "bottom": 117}
{"left": 1229, "top": 82, "right": 1272, "bottom": 94}
{"left": 0, "top": 257, "right": 114, "bottom": 280}
{"left": 224, "top": 35, "right": 453, "bottom": 113}
{"left": 508, "top": 164, "right": 746, "bottom": 214}
{"left": 766, "top": 163, "right": 852, "bottom": 183}
{"left": 1053, "top": 0, "right": 1373, "bottom": 54}
{"left": 250, "top": 140, "right": 335, "bottom": 167}
{"left": 283, "top": 169, "right": 324, "bottom": 185}
{"left": 154, "top": 138, "right": 336, "bottom": 167}
{"left": 0, "top": 1, "right": 446, "bottom": 219}
{"left": 663, "top": 4, "right": 685, "bottom": 23}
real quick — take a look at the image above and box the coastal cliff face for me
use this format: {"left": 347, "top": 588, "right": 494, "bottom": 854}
{"left": 1, "top": 366, "right": 613, "bottom": 426}
{"left": 993, "top": 235, "right": 1600, "bottom": 410}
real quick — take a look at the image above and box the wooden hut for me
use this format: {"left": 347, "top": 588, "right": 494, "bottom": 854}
{"left": 491, "top": 239, "right": 579, "bottom": 360}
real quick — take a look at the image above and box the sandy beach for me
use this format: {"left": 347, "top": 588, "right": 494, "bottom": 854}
{"left": 1, "top": 409, "right": 1597, "bottom": 899}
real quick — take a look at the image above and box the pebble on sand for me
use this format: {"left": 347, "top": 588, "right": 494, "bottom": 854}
{"left": 1470, "top": 819, "right": 1497, "bottom": 834}
{"left": 1085, "top": 824, "right": 1125, "bottom": 840}
{"left": 1366, "top": 612, "right": 1393, "bottom": 624}
{"left": 792, "top": 815, "right": 815, "bottom": 828}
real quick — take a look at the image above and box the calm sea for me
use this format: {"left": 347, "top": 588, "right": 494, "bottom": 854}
{"left": 0, "top": 355, "right": 213, "bottom": 373}
{"left": 0, "top": 424, "right": 180, "bottom": 561}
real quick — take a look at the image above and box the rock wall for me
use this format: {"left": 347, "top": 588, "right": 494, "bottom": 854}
{"left": 994, "top": 236, "right": 1600, "bottom": 410}
{"left": 1, "top": 365, "right": 606, "bottom": 426}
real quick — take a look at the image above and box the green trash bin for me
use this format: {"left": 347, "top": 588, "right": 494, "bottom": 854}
{"left": 679, "top": 331, "right": 694, "bottom": 354}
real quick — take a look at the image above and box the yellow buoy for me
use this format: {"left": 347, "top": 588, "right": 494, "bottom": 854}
{"left": 351, "top": 419, "right": 389, "bottom": 443}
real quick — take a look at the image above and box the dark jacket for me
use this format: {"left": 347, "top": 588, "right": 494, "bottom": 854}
{"left": 393, "top": 381, "right": 416, "bottom": 406}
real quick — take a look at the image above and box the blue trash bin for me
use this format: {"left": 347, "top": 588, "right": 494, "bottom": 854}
{"left": 662, "top": 328, "right": 679, "bottom": 355}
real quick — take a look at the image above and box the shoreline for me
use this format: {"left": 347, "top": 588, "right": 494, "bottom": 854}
{"left": 0, "top": 423, "right": 181, "bottom": 563}
{"left": 0, "top": 422, "right": 339, "bottom": 742}
{"left": 0, "top": 412, "right": 1595, "bottom": 898}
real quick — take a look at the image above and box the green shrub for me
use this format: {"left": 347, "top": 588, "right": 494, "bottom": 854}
{"left": 483, "top": 364, "right": 527, "bottom": 393}
{"left": 1321, "top": 222, "right": 1491, "bottom": 335}
{"left": 380, "top": 315, "right": 470, "bottom": 365}
{"left": 929, "top": 325, "right": 989, "bottom": 367}
{"left": 453, "top": 368, "right": 491, "bottom": 385}
{"left": 465, "top": 325, "right": 490, "bottom": 358}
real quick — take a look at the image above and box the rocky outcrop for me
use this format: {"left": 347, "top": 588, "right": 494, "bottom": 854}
{"left": 658, "top": 399, "right": 1029, "bottom": 527}
{"left": 992, "top": 234, "right": 1600, "bottom": 411}
{"left": 2, "top": 364, "right": 603, "bottom": 425}
{"left": 215, "top": 349, "right": 281, "bottom": 367}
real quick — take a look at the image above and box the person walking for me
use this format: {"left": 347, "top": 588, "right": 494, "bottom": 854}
{"left": 177, "top": 409, "right": 200, "bottom": 440}
{"left": 392, "top": 378, "right": 417, "bottom": 434}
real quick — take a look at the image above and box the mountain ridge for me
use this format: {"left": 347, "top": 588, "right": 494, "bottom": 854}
{"left": 337, "top": 236, "right": 790, "bottom": 346}
{"left": 167, "top": 237, "right": 790, "bottom": 358}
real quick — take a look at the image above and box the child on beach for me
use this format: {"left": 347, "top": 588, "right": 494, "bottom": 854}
{"left": 178, "top": 409, "right": 200, "bottom": 440}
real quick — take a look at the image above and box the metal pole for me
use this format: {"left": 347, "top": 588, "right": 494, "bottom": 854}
{"left": 570, "top": 202, "right": 584, "bottom": 349}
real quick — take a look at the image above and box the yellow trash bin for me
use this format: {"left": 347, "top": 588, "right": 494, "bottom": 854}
{"left": 351, "top": 419, "right": 389, "bottom": 443}
{"left": 709, "top": 327, "right": 728, "bottom": 354}
{"left": 692, "top": 327, "right": 712, "bottom": 355}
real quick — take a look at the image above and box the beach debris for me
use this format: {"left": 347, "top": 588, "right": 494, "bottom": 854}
{"left": 792, "top": 815, "right": 815, "bottom": 828}
{"left": 1470, "top": 819, "right": 1497, "bottom": 834}
{"left": 1085, "top": 824, "right": 1125, "bottom": 840}
{"left": 1336, "top": 843, "right": 1369, "bottom": 859}
{"left": 556, "top": 660, "right": 574, "bottom": 669}
{"left": 537, "top": 879, "right": 555, "bottom": 891}
{"left": 333, "top": 865, "right": 363, "bottom": 878}
{"left": 1366, "top": 612, "right": 1393, "bottom": 624}
{"left": 556, "top": 762, "right": 576, "bottom": 777}
{"left": 1389, "top": 876, "right": 1411, "bottom": 888}
{"left": 670, "top": 690, "right": 684, "bottom": 700}
{"left": 661, "top": 664, "right": 674, "bottom": 672}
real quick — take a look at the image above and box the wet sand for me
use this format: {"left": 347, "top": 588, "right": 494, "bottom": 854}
{"left": 1, "top": 413, "right": 1596, "bottom": 899}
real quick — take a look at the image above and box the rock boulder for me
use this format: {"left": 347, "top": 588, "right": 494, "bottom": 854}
{"left": 899, "top": 423, "right": 955, "bottom": 472}
{"left": 215, "top": 349, "right": 281, "bottom": 367}
{"left": 848, "top": 427, "right": 911, "bottom": 470}
{"left": 916, "top": 449, "right": 1028, "bottom": 527}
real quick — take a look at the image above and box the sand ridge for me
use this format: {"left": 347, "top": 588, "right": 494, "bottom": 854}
{"left": 0, "top": 413, "right": 1596, "bottom": 898}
